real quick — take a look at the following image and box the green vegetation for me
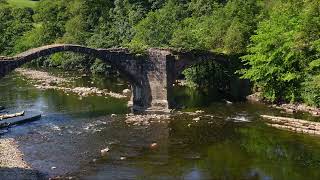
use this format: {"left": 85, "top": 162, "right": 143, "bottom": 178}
{"left": 240, "top": 1, "right": 320, "bottom": 106}
{"left": 0, "top": 0, "right": 319, "bottom": 106}
{"left": 7, "top": 0, "right": 38, "bottom": 8}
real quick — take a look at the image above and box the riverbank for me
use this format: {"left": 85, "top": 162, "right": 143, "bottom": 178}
{"left": 0, "top": 138, "right": 44, "bottom": 179}
{"left": 16, "top": 68, "right": 127, "bottom": 99}
{"left": 0, "top": 138, "right": 29, "bottom": 168}
{"left": 247, "top": 93, "right": 320, "bottom": 117}
{"left": 261, "top": 115, "right": 320, "bottom": 135}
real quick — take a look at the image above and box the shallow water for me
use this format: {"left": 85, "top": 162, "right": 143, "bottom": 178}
{"left": 1, "top": 70, "right": 320, "bottom": 180}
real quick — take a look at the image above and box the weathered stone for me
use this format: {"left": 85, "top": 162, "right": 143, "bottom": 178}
{"left": 0, "top": 44, "right": 229, "bottom": 112}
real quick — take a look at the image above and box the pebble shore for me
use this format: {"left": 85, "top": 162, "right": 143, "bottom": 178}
{"left": 262, "top": 115, "right": 320, "bottom": 135}
{"left": 16, "top": 68, "right": 128, "bottom": 99}
{"left": 0, "top": 138, "right": 43, "bottom": 179}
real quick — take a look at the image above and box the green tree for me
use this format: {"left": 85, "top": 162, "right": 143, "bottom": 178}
{"left": 14, "top": 0, "right": 71, "bottom": 53}
{"left": 129, "top": 0, "right": 188, "bottom": 51}
{"left": 240, "top": 0, "right": 320, "bottom": 105}
{"left": 88, "top": 0, "right": 149, "bottom": 48}
{"left": 61, "top": 0, "right": 113, "bottom": 44}
{"left": 0, "top": 5, "right": 33, "bottom": 55}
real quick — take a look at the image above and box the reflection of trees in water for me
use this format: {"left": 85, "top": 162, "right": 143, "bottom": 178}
{"left": 132, "top": 117, "right": 242, "bottom": 179}
{"left": 141, "top": 118, "right": 320, "bottom": 179}
{"left": 172, "top": 81, "right": 250, "bottom": 109}
{"left": 199, "top": 142, "right": 254, "bottom": 179}
{"left": 198, "top": 124, "right": 320, "bottom": 180}
{"left": 173, "top": 86, "right": 224, "bottom": 108}
{"left": 0, "top": 73, "right": 40, "bottom": 107}
{"left": 168, "top": 116, "right": 239, "bottom": 145}
{"left": 42, "top": 90, "right": 128, "bottom": 116}
{"left": 168, "top": 117, "right": 255, "bottom": 179}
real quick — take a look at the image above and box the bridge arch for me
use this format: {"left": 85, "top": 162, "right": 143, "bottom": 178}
{"left": 0, "top": 44, "right": 153, "bottom": 111}
{"left": 9, "top": 44, "right": 142, "bottom": 85}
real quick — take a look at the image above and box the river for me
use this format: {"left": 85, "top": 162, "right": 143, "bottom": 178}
{"left": 1, "top": 69, "right": 320, "bottom": 180}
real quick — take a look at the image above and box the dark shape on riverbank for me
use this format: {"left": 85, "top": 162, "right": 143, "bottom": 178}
{"left": 0, "top": 167, "right": 46, "bottom": 180}
{"left": 0, "top": 111, "right": 41, "bottom": 128}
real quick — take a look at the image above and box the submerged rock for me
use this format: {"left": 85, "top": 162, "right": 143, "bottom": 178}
{"left": 226, "top": 115, "right": 251, "bottom": 122}
{"left": 246, "top": 92, "right": 262, "bottom": 102}
{"left": 195, "top": 110, "right": 204, "bottom": 114}
{"left": 150, "top": 143, "right": 158, "bottom": 149}
{"left": 192, "top": 117, "right": 200, "bottom": 122}
{"left": 125, "top": 114, "right": 170, "bottom": 126}
{"left": 101, "top": 147, "right": 110, "bottom": 156}
{"left": 223, "top": 99, "right": 233, "bottom": 104}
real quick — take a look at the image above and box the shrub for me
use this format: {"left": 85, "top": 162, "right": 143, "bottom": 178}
{"left": 302, "top": 75, "right": 320, "bottom": 107}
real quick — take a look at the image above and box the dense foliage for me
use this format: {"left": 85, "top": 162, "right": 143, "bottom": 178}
{"left": 0, "top": 0, "right": 319, "bottom": 106}
{"left": 240, "top": 0, "right": 320, "bottom": 106}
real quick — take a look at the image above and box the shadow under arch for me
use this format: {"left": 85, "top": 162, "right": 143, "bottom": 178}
{"left": 172, "top": 50, "right": 250, "bottom": 103}
{"left": 173, "top": 50, "right": 231, "bottom": 79}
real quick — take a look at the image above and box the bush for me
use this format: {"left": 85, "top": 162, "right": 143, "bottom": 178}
{"left": 302, "top": 75, "right": 320, "bottom": 107}
{"left": 240, "top": 1, "right": 319, "bottom": 104}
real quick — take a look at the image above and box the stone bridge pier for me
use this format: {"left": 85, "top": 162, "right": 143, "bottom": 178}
{"left": 132, "top": 49, "right": 175, "bottom": 112}
{"left": 0, "top": 44, "right": 228, "bottom": 112}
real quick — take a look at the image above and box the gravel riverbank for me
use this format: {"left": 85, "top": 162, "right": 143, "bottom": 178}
{"left": 0, "top": 138, "right": 44, "bottom": 179}
{"left": 16, "top": 68, "right": 128, "bottom": 99}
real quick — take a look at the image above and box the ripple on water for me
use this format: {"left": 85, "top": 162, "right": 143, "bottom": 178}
{"left": 226, "top": 113, "right": 252, "bottom": 122}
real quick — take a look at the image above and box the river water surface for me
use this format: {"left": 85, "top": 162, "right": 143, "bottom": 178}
{"left": 1, "top": 70, "right": 320, "bottom": 180}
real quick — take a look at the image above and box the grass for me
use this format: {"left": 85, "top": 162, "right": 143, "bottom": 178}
{"left": 7, "top": 0, "right": 38, "bottom": 8}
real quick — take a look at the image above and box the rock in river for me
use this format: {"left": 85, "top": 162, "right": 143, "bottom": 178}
{"left": 122, "top": 89, "right": 131, "bottom": 96}
{"left": 101, "top": 147, "right": 110, "bottom": 156}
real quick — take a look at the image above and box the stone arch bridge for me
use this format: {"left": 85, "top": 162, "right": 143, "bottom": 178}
{"left": 0, "top": 44, "right": 229, "bottom": 112}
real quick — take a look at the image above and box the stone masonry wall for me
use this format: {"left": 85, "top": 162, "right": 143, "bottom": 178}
{"left": 0, "top": 44, "right": 229, "bottom": 112}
